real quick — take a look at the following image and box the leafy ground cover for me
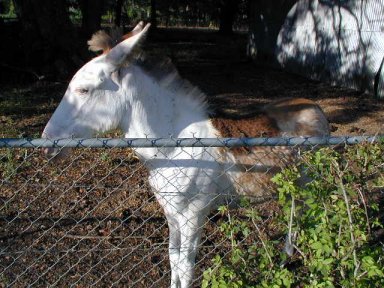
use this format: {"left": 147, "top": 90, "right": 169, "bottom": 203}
{"left": 203, "top": 143, "right": 384, "bottom": 287}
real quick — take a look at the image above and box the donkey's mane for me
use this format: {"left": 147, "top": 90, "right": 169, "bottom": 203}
{"left": 88, "top": 28, "right": 209, "bottom": 112}
{"left": 135, "top": 55, "right": 209, "bottom": 112}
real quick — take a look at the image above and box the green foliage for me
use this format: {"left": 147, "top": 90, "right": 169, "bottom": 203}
{"left": 68, "top": 5, "right": 82, "bottom": 25}
{"left": 124, "top": 0, "right": 151, "bottom": 23}
{"left": 0, "top": 0, "right": 16, "bottom": 18}
{"left": 0, "top": 148, "right": 32, "bottom": 180}
{"left": 0, "top": 149, "right": 17, "bottom": 179}
{"left": 203, "top": 143, "right": 384, "bottom": 287}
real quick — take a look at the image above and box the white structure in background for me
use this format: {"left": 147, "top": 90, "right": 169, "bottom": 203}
{"left": 248, "top": 0, "right": 384, "bottom": 98}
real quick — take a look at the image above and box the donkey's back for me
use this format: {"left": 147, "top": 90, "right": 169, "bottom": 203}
{"left": 213, "top": 97, "right": 330, "bottom": 201}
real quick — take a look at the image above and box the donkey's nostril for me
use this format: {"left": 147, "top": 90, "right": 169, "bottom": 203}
{"left": 42, "top": 147, "right": 60, "bottom": 158}
{"left": 42, "top": 147, "right": 71, "bottom": 161}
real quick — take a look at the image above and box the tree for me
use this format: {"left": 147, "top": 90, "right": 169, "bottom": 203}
{"left": 13, "top": 0, "right": 83, "bottom": 78}
{"left": 219, "top": 0, "right": 239, "bottom": 34}
{"left": 79, "top": 0, "right": 105, "bottom": 37}
{"left": 114, "top": 0, "right": 124, "bottom": 27}
{"left": 150, "top": 0, "right": 157, "bottom": 28}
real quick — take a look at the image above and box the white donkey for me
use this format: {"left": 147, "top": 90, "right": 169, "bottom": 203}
{"left": 42, "top": 22, "right": 329, "bottom": 287}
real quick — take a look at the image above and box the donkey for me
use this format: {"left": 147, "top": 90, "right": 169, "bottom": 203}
{"left": 42, "top": 22, "right": 330, "bottom": 288}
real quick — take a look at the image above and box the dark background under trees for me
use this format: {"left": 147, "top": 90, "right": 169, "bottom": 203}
{"left": 0, "top": 0, "right": 251, "bottom": 82}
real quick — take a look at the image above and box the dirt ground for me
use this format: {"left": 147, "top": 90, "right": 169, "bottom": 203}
{"left": 0, "top": 28, "right": 383, "bottom": 287}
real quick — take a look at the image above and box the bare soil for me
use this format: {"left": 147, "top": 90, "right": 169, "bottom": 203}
{"left": 0, "top": 28, "right": 383, "bottom": 287}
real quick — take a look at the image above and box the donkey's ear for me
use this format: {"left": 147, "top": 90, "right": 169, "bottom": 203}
{"left": 130, "top": 21, "right": 145, "bottom": 35}
{"left": 105, "top": 23, "right": 151, "bottom": 67}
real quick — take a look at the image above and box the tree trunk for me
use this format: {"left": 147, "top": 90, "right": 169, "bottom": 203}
{"left": 150, "top": 0, "right": 157, "bottom": 28}
{"left": 79, "top": 0, "right": 104, "bottom": 37}
{"left": 114, "top": 0, "right": 124, "bottom": 27}
{"left": 13, "top": 0, "right": 82, "bottom": 78}
{"left": 219, "top": 0, "right": 239, "bottom": 34}
{"left": 247, "top": 0, "right": 296, "bottom": 61}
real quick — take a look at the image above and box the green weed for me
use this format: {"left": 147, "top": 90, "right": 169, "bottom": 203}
{"left": 203, "top": 143, "right": 384, "bottom": 288}
{"left": 0, "top": 148, "right": 32, "bottom": 180}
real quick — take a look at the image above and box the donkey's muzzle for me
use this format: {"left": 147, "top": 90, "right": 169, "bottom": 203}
{"left": 42, "top": 147, "right": 71, "bottom": 160}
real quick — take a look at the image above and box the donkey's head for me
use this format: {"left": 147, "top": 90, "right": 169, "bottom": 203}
{"left": 42, "top": 22, "right": 150, "bottom": 157}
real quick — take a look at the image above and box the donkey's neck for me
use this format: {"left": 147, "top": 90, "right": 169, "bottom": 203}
{"left": 119, "top": 65, "right": 219, "bottom": 163}
{"left": 121, "top": 65, "right": 218, "bottom": 139}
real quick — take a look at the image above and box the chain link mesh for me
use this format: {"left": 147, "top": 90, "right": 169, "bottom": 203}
{"left": 0, "top": 136, "right": 382, "bottom": 287}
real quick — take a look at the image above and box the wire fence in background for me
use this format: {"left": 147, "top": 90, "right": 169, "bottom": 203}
{"left": 0, "top": 136, "right": 383, "bottom": 287}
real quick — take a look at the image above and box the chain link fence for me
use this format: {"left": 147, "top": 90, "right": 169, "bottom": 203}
{"left": 0, "top": 136, "right": 383, "bottom": 287}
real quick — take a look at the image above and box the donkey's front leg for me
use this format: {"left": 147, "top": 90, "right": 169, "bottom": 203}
{"left": 166, "top": 215, "right": 182, "bottom": 288}
{"left": 177, "top": 209, "right": 207, "bottom": 288}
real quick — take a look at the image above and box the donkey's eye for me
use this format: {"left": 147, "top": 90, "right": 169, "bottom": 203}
{"left": 76, "top": 88, "right": 89, "bottom": 95}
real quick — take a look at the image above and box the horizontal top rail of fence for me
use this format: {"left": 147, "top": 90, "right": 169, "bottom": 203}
{"left": 0, "top": 136, "right": 383, "bottom": 148}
